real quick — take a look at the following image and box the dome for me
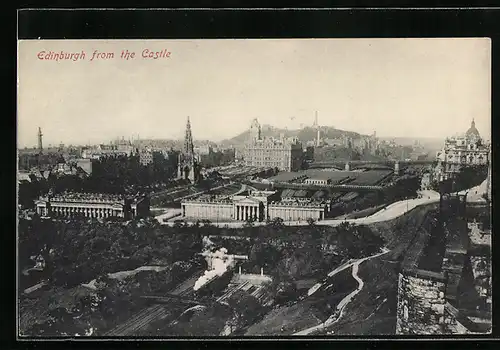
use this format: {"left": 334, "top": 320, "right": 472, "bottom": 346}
{"left": 465, "top": 119, "right": 481, "bottom": 140}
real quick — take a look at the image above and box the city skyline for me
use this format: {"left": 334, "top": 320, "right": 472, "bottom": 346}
{"left": 18, "top": 38, "right": 491, "bottom": 148}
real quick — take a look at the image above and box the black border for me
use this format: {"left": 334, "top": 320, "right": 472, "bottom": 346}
{"left": 9, "top": 6, "right": 500, "bottom": 349}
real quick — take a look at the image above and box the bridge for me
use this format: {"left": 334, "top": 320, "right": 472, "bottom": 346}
{"left": 272, "top": 182, "right": 385, "bottom": 193}
{"left": 310, "top": 159, "right": 435, "bottom": 171}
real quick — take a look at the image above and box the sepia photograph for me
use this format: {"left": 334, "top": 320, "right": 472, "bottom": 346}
{"left": 17, "top": 37, "right": 492, "bottom": 338}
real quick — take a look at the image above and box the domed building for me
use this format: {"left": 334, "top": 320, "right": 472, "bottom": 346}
{"left": 465, "top": 119, "right": 482, "bottom": 142}
{"left": 435, "top": 119, "right": 490, "bottom": 181}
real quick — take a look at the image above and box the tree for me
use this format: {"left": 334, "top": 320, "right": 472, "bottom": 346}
{"left": 226, "top": 291, "right": 264, "bottom": 332}
{"left": 267, "top": 217, "right": 284, "bottom": 230}
{"left": 243, "top": 217, "right": 255, "bottom": 228}
{"left": 269, "top": 276, "right": 298, "bottom": 306}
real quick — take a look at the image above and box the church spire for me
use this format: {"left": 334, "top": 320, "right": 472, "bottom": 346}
{"left": 184, "top": 116, "right": 194, "bottom": 156}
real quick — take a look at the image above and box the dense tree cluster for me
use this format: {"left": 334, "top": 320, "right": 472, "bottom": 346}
{"left": 453, "top": 164, "right": 488, "bottom": 193}
{"left": 209, "top": 219, "right": 385, "bottom": 305}
{"left": 19, "top": 217, "right": 203, "bottom": 289}
{"left": 18, "top": 152, "right": 183, "bottom": 208}
{"left": 84, "top": 153, "right": 179, "bottom": 194}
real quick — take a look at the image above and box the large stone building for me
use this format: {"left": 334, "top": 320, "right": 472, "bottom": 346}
{"left": 242, "top": 119, "right": 303, "bottom": 172}
{"left": 35, "top": 192, "right": 150, "bottom": 219}
{"left": 181, "top": 189, "right": 327, "bottom": 222}
{"left": 435, "top": 119, "right": 490, "bottom": 181}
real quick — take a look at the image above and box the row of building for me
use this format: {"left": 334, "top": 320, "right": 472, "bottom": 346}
{"left": 34, "top": 192, "right": 150, "bottom": 220}
{"left": 181, "top": 189, "right": 328, "bottom": 222}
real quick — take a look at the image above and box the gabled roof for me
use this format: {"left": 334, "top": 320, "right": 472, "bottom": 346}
{"left": 234, "top": 196, "right": 262, "bottom": 205}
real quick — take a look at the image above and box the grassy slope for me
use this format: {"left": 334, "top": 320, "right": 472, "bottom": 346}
{"left": 245, "top": 267, "right": 357, "bottom": 335}
{"left": 315, "top": 203, "right": 437, "bottom": 335}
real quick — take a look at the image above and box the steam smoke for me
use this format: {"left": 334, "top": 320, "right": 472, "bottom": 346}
{"left": 193, "top": 247, "right": 234, "bottom": 291}
{"left": 202, "top": 236, "right": 215, "bottom": 249}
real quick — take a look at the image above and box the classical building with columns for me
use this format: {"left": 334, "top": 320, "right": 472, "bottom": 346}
{"left": 181, "top": 189, "right": 327, "bottom": 222}
{"left": 34, "top": 192, "right": 150, "bottom": 219}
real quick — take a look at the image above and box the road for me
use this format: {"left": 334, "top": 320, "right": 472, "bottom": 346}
{"left": 459, "top": 179, "right": 488, "bottom": 203}
{"left": 293, "top": 248, "right": 390, "bottom": 336}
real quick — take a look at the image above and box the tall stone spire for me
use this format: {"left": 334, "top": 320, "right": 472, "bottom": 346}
{"left": 37, "top": 127, "right": 43, "bottom": 153}
{"left": 184, "top": 116, "right": 194, "bottom": 156}
{"left": 178, "top": 116, "right": 198, "bottom": 183}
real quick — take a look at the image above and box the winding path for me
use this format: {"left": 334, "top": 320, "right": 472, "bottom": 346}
{"left": 294, "top": 248, "right": 390, "bottom": 336}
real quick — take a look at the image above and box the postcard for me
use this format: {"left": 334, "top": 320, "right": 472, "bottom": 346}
{"left": 17, "top": 37, "right": 492, "bottom": 338}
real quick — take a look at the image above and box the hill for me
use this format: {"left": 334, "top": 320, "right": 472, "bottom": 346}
{"left": 222, "top": 125, "right": 364, "bottom": 147}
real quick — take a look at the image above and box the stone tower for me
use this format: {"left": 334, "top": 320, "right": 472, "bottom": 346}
{"left": 37, "top": 127, "right": 43, "bottom": 153}
{"left": 314, "top": 111, "right": 321, "bottom": 147}
{"left": 177, "top": 117, "right": 198, "bottom": 183}
{"left": 249, "top": 118, "right": 261, "bottom": 142}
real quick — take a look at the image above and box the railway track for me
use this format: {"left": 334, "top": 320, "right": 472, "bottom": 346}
{"left": 104, "top": 270, "right": 204, "bottom": 336}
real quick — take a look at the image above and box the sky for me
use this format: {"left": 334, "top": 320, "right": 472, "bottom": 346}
{"left": 17, "top": 38, "right": 491, "bottom": 148}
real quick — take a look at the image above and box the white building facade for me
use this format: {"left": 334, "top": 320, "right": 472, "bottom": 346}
{"left": 435, "top": 119, "right": 490, "bottom": 181}
{"left": 181, "top": 190, "right": 327, "bottom": 222}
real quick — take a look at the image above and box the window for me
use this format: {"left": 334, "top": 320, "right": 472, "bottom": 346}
{"left": 403, "top": 305, "right": 409, "bottom": 321}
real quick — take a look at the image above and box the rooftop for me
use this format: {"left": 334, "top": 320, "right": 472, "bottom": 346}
{"left": 50, "top": 192, "right": 126, "bottom": 203}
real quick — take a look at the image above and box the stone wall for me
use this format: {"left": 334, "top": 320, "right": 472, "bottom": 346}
{"left": 396, "top": 270, "right": 448, "bottom": 334}
{"left": 182, "top": 202, "right": 233, "bottom": 220}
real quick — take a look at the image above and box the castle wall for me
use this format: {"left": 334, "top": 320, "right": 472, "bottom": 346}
{"left": 396, "top": 270, "right": 448, "bottom": 335}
